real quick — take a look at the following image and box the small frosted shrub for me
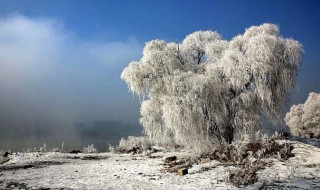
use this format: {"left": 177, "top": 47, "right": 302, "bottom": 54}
{"left": 51, "top": 147, "right": 60, "bottom": 152}
{"left": 200, "top": 134, "right": 293, "bottom": 187}
{"left": 82, "top": 144, "right": 97, "bottom": 153}
{"left": 39, "top": 143, "right": 47, "bottom": 152}
{"left": 113, "top": 136, "right": 151, "bottom": 154}
{"left": 24, "top": 143, "right": 48, "bottom": 153}
{"left": 229, "top": 158, "right": 267, "bottom": 187}
{"left": 204, "top": 133, "right": 291, "bottom": 163}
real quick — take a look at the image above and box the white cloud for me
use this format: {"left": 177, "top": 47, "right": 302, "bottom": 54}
{"left": 0, "top": 15, "right": 60, "bottom": 84}
{"left": 0, "top": 14, "right": 141, "bottom": 80}
{"left": 0, "top": 14, "right": 142, "bottom": 124}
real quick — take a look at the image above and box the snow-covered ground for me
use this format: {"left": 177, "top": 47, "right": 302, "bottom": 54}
{"left": 0, "top": 139, "right": 319, "bottom": 190}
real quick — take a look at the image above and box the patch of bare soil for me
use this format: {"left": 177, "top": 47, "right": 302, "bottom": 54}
{"left": 0, "top": 161, "right": 65, "bottom": 172}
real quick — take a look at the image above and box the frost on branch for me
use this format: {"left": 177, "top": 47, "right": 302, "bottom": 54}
{"left": 285, "top": 92, "right": 320, "bottom": 138}
{"left": 121, "top": 23, "right": 303, "bottom": 150}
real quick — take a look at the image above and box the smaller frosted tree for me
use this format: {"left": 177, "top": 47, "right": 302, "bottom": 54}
{"left": 285, "top": 92, "right": 320, "bottom": 138}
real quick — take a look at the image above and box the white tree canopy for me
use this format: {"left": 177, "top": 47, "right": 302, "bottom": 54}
{"left": 121, "top": 23, "right": 303, "bottom": 150}
{"left": 285, "top": 92, "right": 320, "bottom": 138}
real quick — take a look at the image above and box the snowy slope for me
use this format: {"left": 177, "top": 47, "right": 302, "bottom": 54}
{"left": 0, "top": 139, "right": 319, "bottom": 190}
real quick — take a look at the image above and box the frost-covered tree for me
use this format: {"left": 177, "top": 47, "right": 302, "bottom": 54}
{"left": 285, "top": 92, "right": 320, "bottom": 138}
{"left": 121, "top": 24, "right": 302, "bottom": 150}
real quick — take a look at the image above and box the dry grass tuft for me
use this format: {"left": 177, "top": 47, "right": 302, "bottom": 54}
{"left": 199, "top": 135, "right": 294, "bottom": 187}
{"left": 111, "top": 136, "right": 152, "bottom": 154}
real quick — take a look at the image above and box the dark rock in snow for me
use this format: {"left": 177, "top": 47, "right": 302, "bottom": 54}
{"left": 1, "top": 152, "right": 10, "bottom": 157}
{"left": 164, "top": 156, "right": 177, "bottom": 163}
{"left": 69, "top": 150, "right": 82, "bottom": 154}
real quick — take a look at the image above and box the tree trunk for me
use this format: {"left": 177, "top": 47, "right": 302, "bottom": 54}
{"left": 202, "top": 106, "right": 222, "bottom": 142}
{"left": 224, "top": 125, "right": 234, "bottom": 144}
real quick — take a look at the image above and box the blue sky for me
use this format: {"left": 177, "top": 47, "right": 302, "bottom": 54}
{"left": 0, "top": 0, "right": 319, "bottom": 126}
